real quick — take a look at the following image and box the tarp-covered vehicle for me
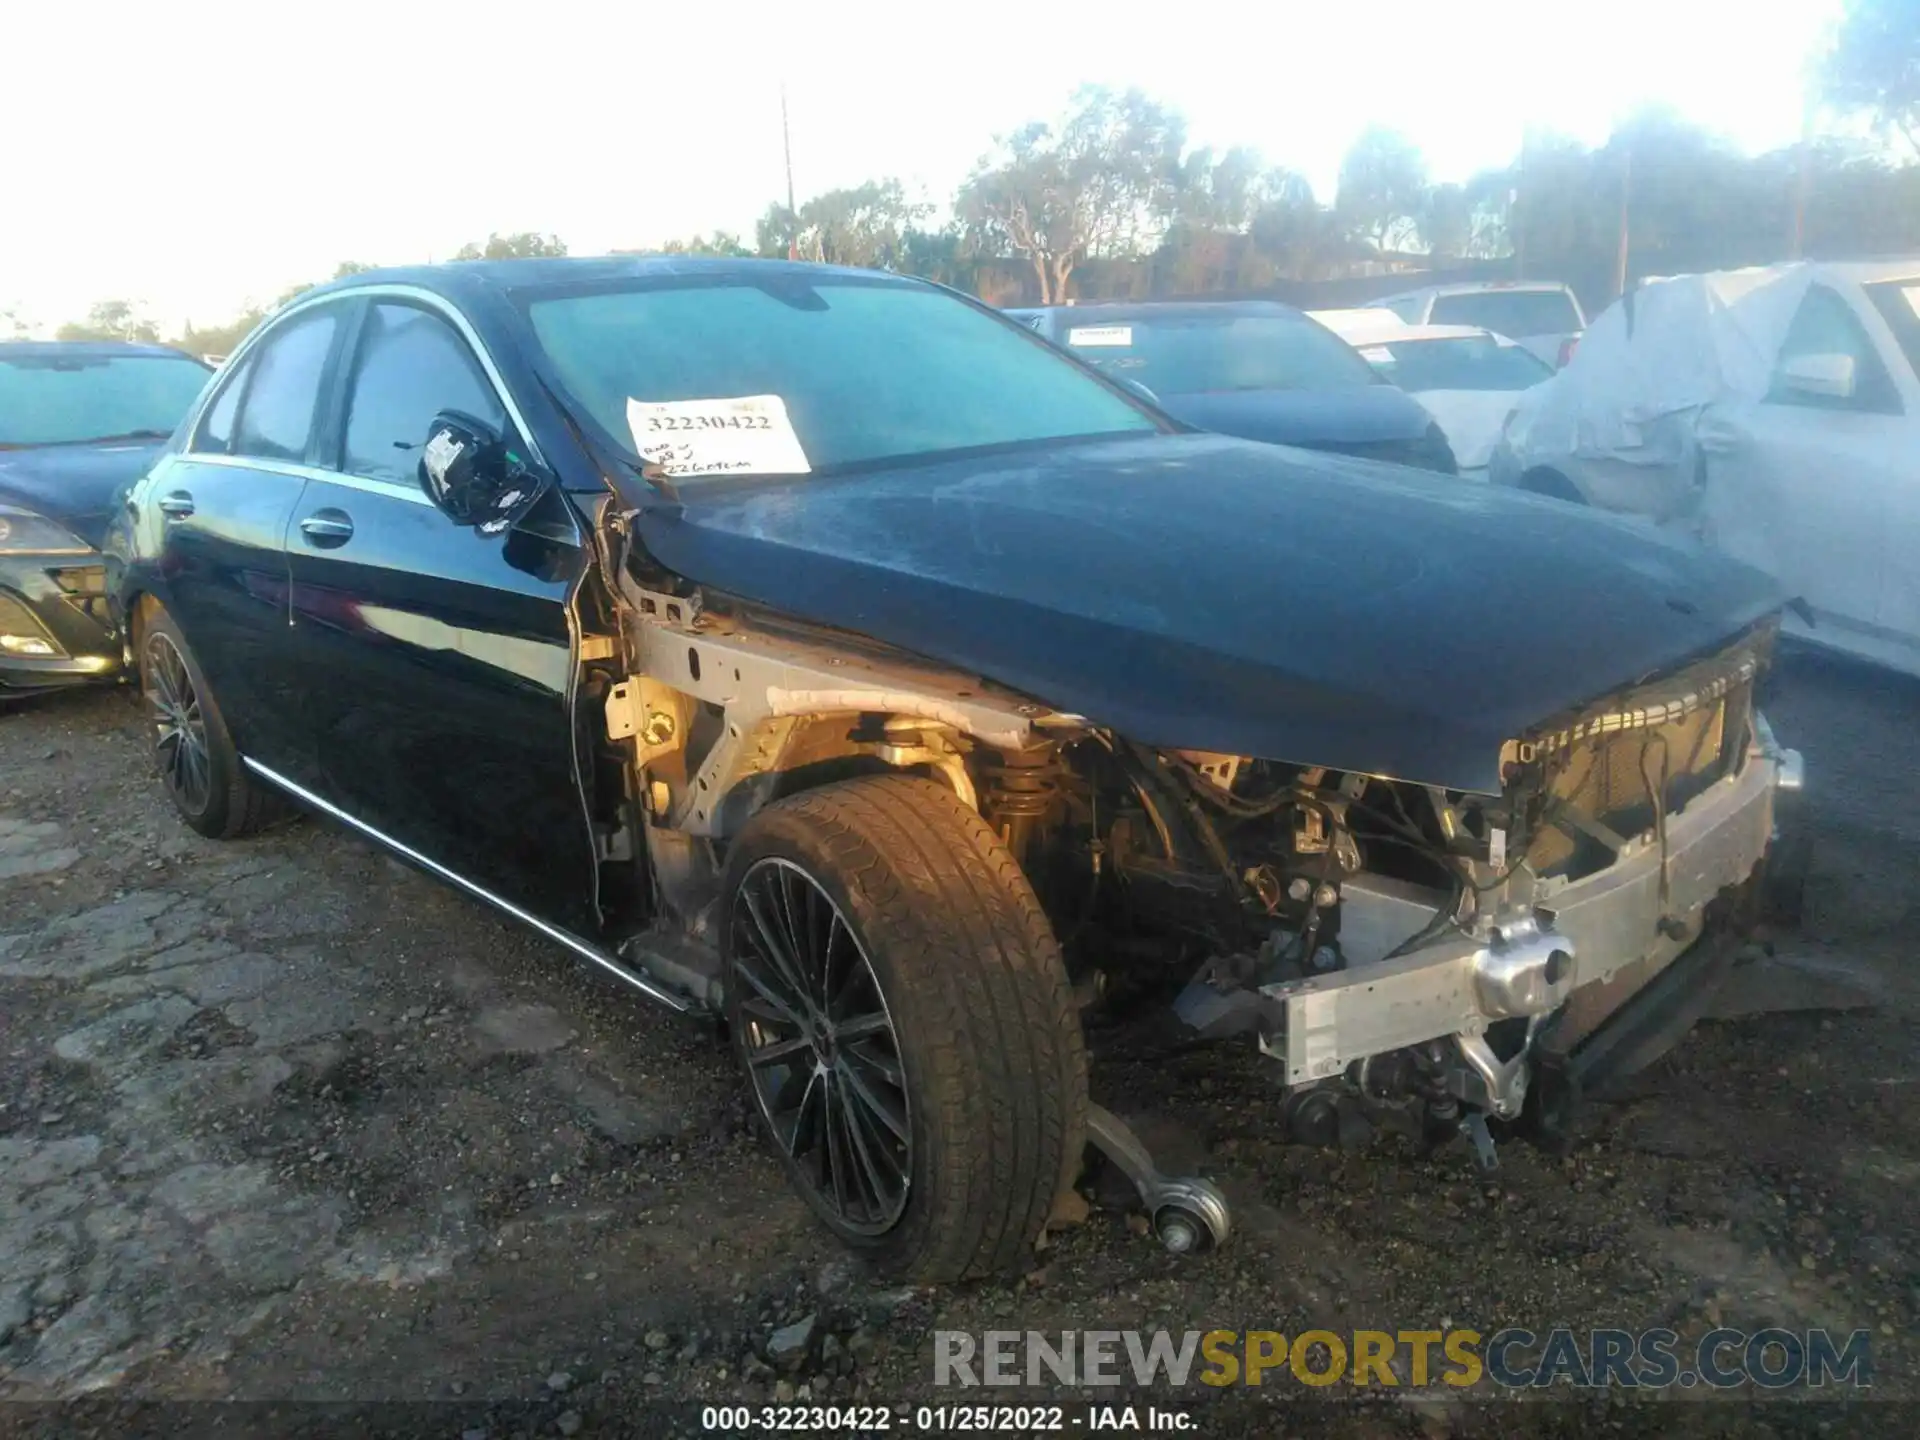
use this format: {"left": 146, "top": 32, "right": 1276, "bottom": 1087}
{"left": 111, "top": 259, "right": 1805, "bottom": 1280}
{"left": 1490, "top": 261, "right": 1920, "bottom": 678}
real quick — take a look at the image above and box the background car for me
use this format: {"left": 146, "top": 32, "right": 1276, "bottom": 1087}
{"left": 1363, "top": 281, "right": 1588, "bottom": 368}
{"left": 1311, "top": 311, "right": 1556, "bottom": 477}
{"left": 1, "top": 340, "right": 211, "bottom": 700}
{"left": 1005, "top": 300, "right": 1458, "bottom": 473}
{"left": 1489, "top": 259, "right": 1920, "bottom": 679}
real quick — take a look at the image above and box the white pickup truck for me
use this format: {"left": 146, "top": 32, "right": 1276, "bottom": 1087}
{"left": 1490, "top": 260, "right": 1920, "bottom": 680}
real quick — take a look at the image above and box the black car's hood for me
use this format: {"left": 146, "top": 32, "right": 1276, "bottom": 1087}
{"left": 629, "top": 433, "right": 1783, "bottom": 793}
{"left": 0, "top": 440, "right": 164, "bottom": 549}
{"left": 1156, "top": 384, "right": 1431, "bottom": 447}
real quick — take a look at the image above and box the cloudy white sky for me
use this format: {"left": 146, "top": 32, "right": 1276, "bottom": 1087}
{"left": 6, "top": 0, "right": 1841, "bottom": 335}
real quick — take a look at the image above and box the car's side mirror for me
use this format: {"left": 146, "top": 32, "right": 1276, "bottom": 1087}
{"left": 1777, "top": 352, "right": 1857, "bottom": 401}
{"left": 419, "top": 411, "right": 541, "bottom": 534}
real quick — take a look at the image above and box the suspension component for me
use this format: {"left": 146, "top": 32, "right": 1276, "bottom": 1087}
{"left": 978, "top": 742, "right": 1063, "bottom": 861}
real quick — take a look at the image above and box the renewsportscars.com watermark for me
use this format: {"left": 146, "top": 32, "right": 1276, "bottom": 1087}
{"left": 934, "top": 1328, "right": 1873, "bottom": 1391}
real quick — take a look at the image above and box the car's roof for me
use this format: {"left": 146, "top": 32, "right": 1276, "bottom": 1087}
{"left": 1635, "top": 258, "right": 1920, "bottom": 291}
{"left": 1375, "top": 323, "right": 1506, "bottom": 343}
{"left": 1016, "top": 299, "right": 1308, "bottom": 322}
{"left": 1812, "top": 257, "right": 1920, "bottom": 284}
{"left": 0, "top": 339, "right": 207, "bottom": 363}
{"left": 1375, "top": 280, "right": 1576, "bottom": 302}
{"left": 302, "top": 254, "right": 911, "bottom": 304}
{"left": 1309, "top": 310, "right": 1505, "bottom": 344}
{"left": 1800, "top": 258, "right": 1920, "bottom": 285}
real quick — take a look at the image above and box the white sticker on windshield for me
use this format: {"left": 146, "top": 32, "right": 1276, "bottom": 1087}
{"left": 1067, "top": 325, "right": 1133, "bottom": 347}
{"left": 1904, "top": 285, "right": 1920, "bottom": 319}
{"left": 1358, "top": 346, "right": 1395, "bottom": 363}
{"left": 625, "top": 395, "right": 811, "bottom": 478}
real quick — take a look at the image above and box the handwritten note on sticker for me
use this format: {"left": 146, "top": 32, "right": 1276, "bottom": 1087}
{"left": 625, "top": 395, "right": 811, "bottom": 478}
{"left": 1358, "top": 346, "right": 1395, "bottom": 363}
{"left": 1067, "top": 325, "right": 1133, "bottom": 347}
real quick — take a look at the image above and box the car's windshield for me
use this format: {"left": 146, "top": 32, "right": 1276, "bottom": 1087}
{"left": 1427, "top": 289, "right": 1582, "bottom": 337}
{"left": 525, "top": 276, "right": 1161, "bottom": 477}
{"left": 1058, "top": 312, "right": 1380, "bottom": 394}
{"left": 1863, "top": 281, "right": 1920, "bottom": 381}
{"left": 1359, "top": 334, "right": 1555, "bottom": 392}
{"left": 0, "top": 351, "right": 212, "bottom": 448}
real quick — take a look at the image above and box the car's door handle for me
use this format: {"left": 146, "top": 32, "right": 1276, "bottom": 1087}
{"left": 157, "top": 491, "right": 195, "bottom": 518}
{"left": 299, "top": 510, "right": 354, "bottom": 546}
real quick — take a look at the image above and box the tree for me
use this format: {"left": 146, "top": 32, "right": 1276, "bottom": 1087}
{"left": 1248, "top": 191, "right": 1353, "bottom": 281}
{"left": 55, "top": 300, "right": 159, "bottom": 343}
{"left": 1419, "top": 182, "right": 1473, "bottom": 261}
{"left": 1824, "top": 0, "right": 1920, "bottom": 156}
{"left": 1335, "top": 128, "right": 1430, "bottom": 251}
{"left": 792, "top": 180, "right": 929, "bottom": 268}
{"left": 453, "top": 232, "right": 568, "bottom": 261}
{"left": 657, "top": 231, "right": 753, "bottom": 257}
{"left": 956, "top": 86, "right": 1186, "bottom": 302}
{"left": 895, "top": 226, "right": 978, "bottom": 288}
{"left": 1157, "top": 154, "right": 1322, "bottom": 292}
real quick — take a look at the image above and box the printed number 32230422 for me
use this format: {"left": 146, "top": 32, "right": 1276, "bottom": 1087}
{"left": 642, "top": 413, "right": 772, "bottom": 432}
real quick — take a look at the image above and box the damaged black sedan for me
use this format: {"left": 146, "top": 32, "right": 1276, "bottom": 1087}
{"left": 107, "top": 258, "right": 1804, "bottom": 1281}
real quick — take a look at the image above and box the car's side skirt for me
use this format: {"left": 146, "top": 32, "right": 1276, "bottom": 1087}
{"left": 241, "top": 756, "right": 692, "bottom": 1015}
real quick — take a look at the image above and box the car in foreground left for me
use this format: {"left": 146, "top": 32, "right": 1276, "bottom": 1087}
{"left": 1, "top": 341, "right": 212, "bottom": 699}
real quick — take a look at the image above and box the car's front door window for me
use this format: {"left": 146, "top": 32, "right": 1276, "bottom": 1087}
{"left": 1766, "top": 286, "right": 1902, "bottom": 415}
{"left": 190, "top": 352, "right": 253, "bottom": 455}
{"left": 341, "top": 303, "right": 508, "bottom": 486}
{"left": 232, "top": 308, "right": 339, "bottom": 463}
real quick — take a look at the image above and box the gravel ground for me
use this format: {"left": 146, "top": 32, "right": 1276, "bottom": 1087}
{"left": 1, "top": 647, "right": 1916, "bottom": 1437}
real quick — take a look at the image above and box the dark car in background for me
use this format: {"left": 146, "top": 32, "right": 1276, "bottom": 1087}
{"left": 1004, "top": 300, "right": 1458, "bottom": 473}
{"left": 1, "top": 341, "right": 212, "bottom": 698}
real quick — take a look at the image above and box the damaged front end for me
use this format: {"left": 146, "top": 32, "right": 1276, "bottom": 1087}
{"left": 588, "top": 524, "right": 1801, "bottom": 1235}
{"left": 1142, "top": 624, "right": 1800, "bottom": 1165}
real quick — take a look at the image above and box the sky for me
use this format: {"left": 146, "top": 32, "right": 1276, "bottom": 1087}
{"left": 5, "top": 0, "right": 1845, "bottom": 336}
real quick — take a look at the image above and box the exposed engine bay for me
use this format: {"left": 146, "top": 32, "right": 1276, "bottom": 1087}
{"left": 586, "top": 533, "right": 1797, "bottom": 1214}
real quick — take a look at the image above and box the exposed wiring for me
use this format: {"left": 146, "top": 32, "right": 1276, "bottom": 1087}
{"left": 1640, "top": 733, "right": 1674, "bottom": 915}
{"left": 1160, "top": 751, "right": 1295, "bottom": 817}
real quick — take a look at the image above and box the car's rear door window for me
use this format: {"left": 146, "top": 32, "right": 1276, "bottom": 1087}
{"left": 231, "top": 307, "right": 339, "bottom": 464}
{"left": 341, "top": 303, "right": 508, "bottom": 485}
{"left": 1429, "top": 290, "right": 1582, "bottom": 337}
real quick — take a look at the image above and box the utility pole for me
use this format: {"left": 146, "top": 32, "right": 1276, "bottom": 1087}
{"left": 1791, "top": 89, "right": 1815, "bottom": 259}
{"left": 1612, "top": 143, "right": 1632, "bottom": 300}
{"left": 1512, "top": 128, "right": 1527, "bottom": 281}
{"left": 781, "top": 84, "right": 799, "bottom": 261}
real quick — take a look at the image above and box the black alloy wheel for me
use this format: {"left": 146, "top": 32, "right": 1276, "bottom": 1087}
{"left": 731, "top": 856, "right": 912, "bottom": 1235}
{"left": 144, "top": 629, "right": 212, "bottom": 817}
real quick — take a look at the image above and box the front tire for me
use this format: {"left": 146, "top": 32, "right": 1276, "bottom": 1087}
{"left": 721, "top": 775, "right": 1087, "bottom": 1282}
{"left": 136, "top": 598, "right": 283, "bottom": 839}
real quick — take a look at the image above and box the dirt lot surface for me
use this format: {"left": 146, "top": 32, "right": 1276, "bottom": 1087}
{"left": 2, "top": 649, "right": 1917, "bottom": 1437}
